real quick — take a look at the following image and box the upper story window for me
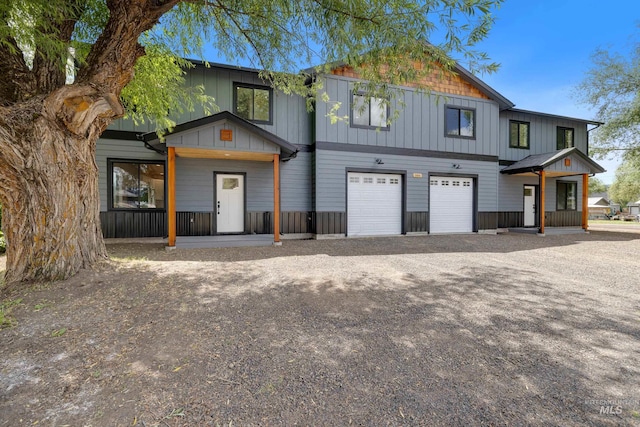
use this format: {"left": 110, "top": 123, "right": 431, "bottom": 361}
{"left": 109, "top": 160, "right": 165, "bottom": 210}
{"left": 233, "top": 83, "right": 273, "bottom": 124}
{"left": 509, "top": 120, "right": 530, "bottom": 149}
{"left": 556, "top": 181, "right": 577, "bottom": 211}
{"left": 446, "top": 106, "right": 475, "bottom": 139}
{"left": 557, "top": 127, "right": 574, "bottom": 150}
{"left": 351, "top": 92, "right": 389, "bottom": 129}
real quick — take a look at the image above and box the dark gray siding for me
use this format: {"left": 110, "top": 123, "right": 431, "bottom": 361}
{"left": 281, "top": 153, "right": 313, "bottom": 211}
{"left": 96, "top": 138, "right": 165, "bottom": 212}
{"left": 315, "top": 75, "right": 500, "bottom": 156}
{"left": 499, "top": 110, "right": 588, "bottom": 161}
{"left": 315, "top": 149, "right": 498, "bottom": 213}
{"left": 108, "top": 65, "right": 311, "bottom": 145}
{"left": 165, "top": 122, "right": 279, "bottom": 154}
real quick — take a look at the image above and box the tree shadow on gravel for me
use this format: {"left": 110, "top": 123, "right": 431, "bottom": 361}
{"left": 105, "top": 230, "right": 640, "bottom": 263}
{"left": 1, "top": 258, "right": 638, "bottom": 426}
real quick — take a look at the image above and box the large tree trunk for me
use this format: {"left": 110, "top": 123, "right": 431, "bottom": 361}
{"left": 0, "top": 88, "right": 121, "bottom": 289}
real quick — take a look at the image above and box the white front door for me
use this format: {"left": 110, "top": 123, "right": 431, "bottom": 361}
{"left": 216, "top": 174, "right": 245, "bottom": 233}
{"left": 523, "top": 185, "right": 536, "bottom": 227}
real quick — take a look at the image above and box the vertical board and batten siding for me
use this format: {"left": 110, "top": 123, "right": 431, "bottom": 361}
{"left": 165, "top": 122, "right": 279, "bottom": 154}
{"left": 96, "top": 138, "right": 166, "bottom": 212}
{"left": 108, "top": 65, "right": 311, "bottom": 145}
{"left": 315, "top": 150, "right": 499, "bottom": 213}
{"left": 315, "top": 76, "right": 500, "bottom": 157}
{"left": 499, "top": 110, "right": 588, "bottom": 162}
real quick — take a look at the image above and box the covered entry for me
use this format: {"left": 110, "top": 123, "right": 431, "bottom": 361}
{"left": 148, "top": 111, "right": 299, "bottom": 247}
{"left": 500, "top": 147, "right": 605, "bottom": 234}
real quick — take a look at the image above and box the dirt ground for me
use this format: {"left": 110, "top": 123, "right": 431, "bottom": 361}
{"left": 1, "top": 231, "right": 640, "bottom": 426}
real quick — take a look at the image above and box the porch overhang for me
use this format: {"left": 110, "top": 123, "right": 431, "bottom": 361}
{"left": 500, "top": 147, "right": 606, "bottom": 176}
{"left": 174, "top": 147, "right": 276, "bottom": 162}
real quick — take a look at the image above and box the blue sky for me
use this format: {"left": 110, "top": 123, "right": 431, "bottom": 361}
{"left": 474, "top": 0, "right": 639, "bottom": 184}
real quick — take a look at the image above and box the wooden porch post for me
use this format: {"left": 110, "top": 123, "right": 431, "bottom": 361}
{"left": 582, "top": 174, "right": 589, "bottom": 230}
{"left": 273, "top": 153, "right": 281, "bottom": 244}
{"left": 168, "top": 146, "right": 176, "bottom": 247}
{"left": 539, "top": 171, "right": 546, "bottom": 234}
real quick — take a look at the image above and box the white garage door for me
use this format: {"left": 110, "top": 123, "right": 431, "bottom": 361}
{"left": 348, "top": 172, "right": 402, "bottom": 236}
{"left": 430, "top": 176, "right": 474, "bottom": 233}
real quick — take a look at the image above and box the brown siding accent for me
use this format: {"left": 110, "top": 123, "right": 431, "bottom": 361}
{"left": 478, "top": 212, "right": 498, "bottom": 230}
{"left": 406, "top": 212, "right": 429, "bottom": 233}
{"left": 545, "top": 211, "right": 582, "bottom": 227}
{"left": 498, "top": 212, "right": 524, "bottom": 228}
{"left": 316, "top": 212, "right": 346, "bottom": 234}
{"left": 331, "top": 64, "right": 490, "bottom": 100}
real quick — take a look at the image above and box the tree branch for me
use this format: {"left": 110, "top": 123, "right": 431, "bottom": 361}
{"left": 0, "top": 12, "right": 36, "bottom": 105}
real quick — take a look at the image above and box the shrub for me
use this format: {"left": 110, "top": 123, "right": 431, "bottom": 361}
{"left": 0, "top": 230, "right": 5, "bottom": 254}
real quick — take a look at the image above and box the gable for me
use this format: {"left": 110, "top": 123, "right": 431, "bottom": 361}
{"left": 330, "top": 64, "right": 490, "bottom": 100}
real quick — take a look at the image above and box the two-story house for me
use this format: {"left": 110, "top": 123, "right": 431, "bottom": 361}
{"left": 97, "top": 60, "right": 605, "bottom": 247}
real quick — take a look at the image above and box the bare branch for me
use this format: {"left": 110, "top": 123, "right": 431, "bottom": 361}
{"left": 0, "top": 12, "right": 36, "bottom": 105}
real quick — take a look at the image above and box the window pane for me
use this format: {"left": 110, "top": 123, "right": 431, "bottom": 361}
{"left": 236, "top": 87, "right": 253, "bottom": 120}
{"left": 446, "top": 108, "right": 460, "bottom": 135}
{"left": 509, "top": 122, "right": 519, "bottom": 147}
{"left": 519, "top": 123, "right": 529, "bottom": 147}
{"left": 370, "top": 97, "right": 387, "bottom": 127}
{"left": 460, "top": 109, "right": 474, "bottom": 137}
{"left": 557, "top": 183, "right": 567, "bottom": 210}
{"left": 223, "top": 178, "right": 239, "bottom": 190}
{"left": 567, "top": 183, "right": 576, "bottom": 210}
{"left": 138, "top": 163, "right": 165, "bottom": 208}
{"left": 352, "top": 94, "right": 369, "bottom": 126}
{"left": 253, "top": 88, "right": 270, "bottom": 121}
{"left": 566, "top": 129, "right": 574, "bottom": 147}
{"left": 113, "top": 163, "right": 139, "bottom": 208}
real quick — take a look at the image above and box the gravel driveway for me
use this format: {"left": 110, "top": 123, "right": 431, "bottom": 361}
{"left": 1, "top": 231, "right": 639, "bottom": 426}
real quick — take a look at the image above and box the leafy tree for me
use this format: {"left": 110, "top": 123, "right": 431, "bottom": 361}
{"left": 0, "top": 0, "right": 502, "bottom": 288}
{"left": 588, "top": 177, "right": 607, "bottom": 195}
{"left": 608, "top": 158, "right": 640, "bottom": 208}
{"left": 577, "top": 30, "right": 640, "bottom": 159}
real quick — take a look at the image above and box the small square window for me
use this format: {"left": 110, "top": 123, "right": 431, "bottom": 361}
{"left": 557, "top": 127, "right": 574, "bottom": 150}
{"left": 350, "top": 176, "right": 360, "bottom": 183}
{"left": 234, "top": 83, "right": 273, "bottom": 124}
{"left": 442, "top": 180, "right": 449, "bottom": 186}
{"left": 222, "top": 178, "right": 240, "bottom": 190}
{"left": 509, "top": 121, "right": 530, "bottom": 149}
{"left": 363, "top": 177, "right": 373, "bottom": 184}
{"left": 446, "top": 106, "right": 475, "bottom": 138}
{"left": 377, "top": 178, "right": 386, "bottom": 184}
{"left": 390, "top": 178, "right": 399, "bottom": 184}
{"left": 453, "top": 181, "right": 460, "bottom": 186}
{"left": 430, "top": 180, "right": 438, "bottom": 185}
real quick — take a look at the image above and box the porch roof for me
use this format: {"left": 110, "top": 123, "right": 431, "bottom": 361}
{"left": 500, "top": 147, "right": 606, "bottom": 177}
{"left": 146, "top": 111, "right": 299, "bottom": 158}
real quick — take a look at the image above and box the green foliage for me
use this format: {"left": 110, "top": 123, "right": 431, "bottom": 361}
{"left": 0, "top": 297, "right": 22, "bottom": 328}
{"left": 2, "top": 0, "right": 503, "bottom": 133}
{"left": 588, "top": 177, "right": 607, "bottom": 195}
{"left": 578, "top": 28, "right": 640, "bottom": 159}
{"left": 0, "top": 230, "right": 5, "bottom": 254}
{"left": 608, "top": 157, "right": 640, "bottom": 208}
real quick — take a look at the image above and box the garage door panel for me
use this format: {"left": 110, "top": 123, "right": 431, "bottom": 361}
{"left": 348, "top": 173, "right": 402, "bottom": 236}
{"left": 430, "top": 176, "right": 474, "bottom": 233}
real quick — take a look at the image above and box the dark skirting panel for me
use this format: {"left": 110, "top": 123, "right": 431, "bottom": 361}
{"left": 176, "top": 212, "right": 212, "bottom": 236}
{"left": 477, "top": 212, "right": 498, "bottom": 230}
{"left": 498, "top": 211, "right": 524, "bottom": 228}
{"left": 100, "top": 211, "right": 167, "bottom": 238}
{"left": 545, "top": 211, "right": 582, "bottom": 227}
{"left": 315, "top": 212, "right": 346, "bottom": 234}
{"left": 406, "top": 212, "right": 429, "bottom": 233}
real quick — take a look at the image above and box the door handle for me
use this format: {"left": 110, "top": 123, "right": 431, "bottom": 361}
{"left": 217, "top": 201, "right": 220, "bottom": 215}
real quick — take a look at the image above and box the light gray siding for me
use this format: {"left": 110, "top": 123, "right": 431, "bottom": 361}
{"left": 280, "top": 153, "right": 313, "bottom": 211}
{"left": 315, "top": 76, "right": 500, "bottom": 156}
{"left": 108, "top": 65, "right": 311, "bottom": 145}
{"left": 545, "top": 154, "right": 592, "bottom": 174}
{"left": 499, "top": 110, "right": 588, "bottom": 161}
{"left": 175, "top": 156, "right": 311, "bottom": 212}
{"left": 96, "top": 138, "right": 165, "bottom": 212}
{"left": 165, "top": 121, "right": 279, "bottom": 154}
{"left": 498, "top": 173, "right": 583, "bottom": 212}
{"left": 315, "top": 149, "right": 498, "bottom": 213}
